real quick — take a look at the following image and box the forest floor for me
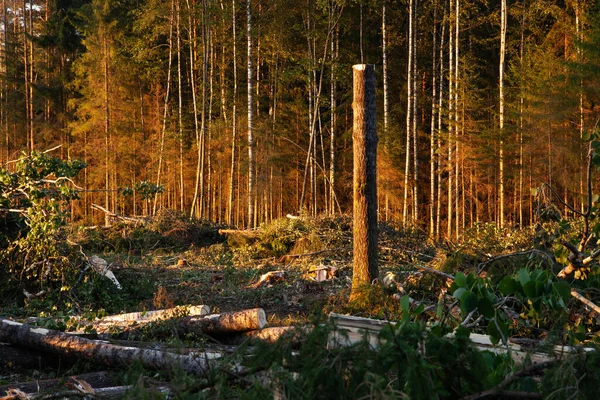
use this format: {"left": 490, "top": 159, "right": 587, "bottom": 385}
{"left": 0, "top": 212, "right": 596, "bottom": 399}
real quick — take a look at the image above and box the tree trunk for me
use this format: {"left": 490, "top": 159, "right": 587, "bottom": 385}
{"left": 447, "top": 0, "right": 454, "bottom": 239}
{"left": 412, "top": 0, "right": 419, "bottom": 221}
{"left": 0, "top": 320, "right": 209, "bottom": 376}
{"left": 228, "top": 0, "right": 238, "bottom": 225}
{"left": 403, "top": 0, "right": 413, "bottom": 226}
{"left": 176, "top": 1, "right": 185, "bottom": 213}
{"left": 247, "top": 0, "right": 255, "bottom": 228}
{"left": 498, "top": 0, "right": 507, "bottom": 228}
{"left": 154, "top": 0, "right": 175, "bottom": 216}
{"left": 351, "top": 64, "right": 378, "bottom": 300}
{"left": 454, "top": 0, "right": 459, "bottom": 240}
{"left": 190, "top": 0, "right": 205, "bottom": 219}
{"left": 429, "top": 0, "right": 438, "bottom": 237}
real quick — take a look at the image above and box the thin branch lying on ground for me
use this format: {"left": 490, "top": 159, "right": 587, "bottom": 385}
{"left": 476, "top": 249, "right": 554, "bottom": 275}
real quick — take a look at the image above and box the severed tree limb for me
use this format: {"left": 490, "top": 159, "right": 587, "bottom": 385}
{"left": 413, "top": 263, "right": 455, "bottom": 281}
{"left": 0, "top": 319, "right": 210, "bottom": 376}
{"left": 570, "top": 289, "right": 600, "bottom": 315}
{"left": 476, "top": 249, "right": 554, "bottom": 276}
{"left": 1, "top": 385, "right": 167, "bottom": 400}
{"left": 91, "top": 204, "right": 148, "bottom": 225}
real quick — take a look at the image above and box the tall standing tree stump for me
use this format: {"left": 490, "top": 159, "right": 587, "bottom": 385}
{"left": 351, "top": 64, "right": 378, "bottom": 300}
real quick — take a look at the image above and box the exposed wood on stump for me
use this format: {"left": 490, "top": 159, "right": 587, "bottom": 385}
{"left": 351, "top": 64, "right": 378, "bottom": 300}
{"left": 0, "top": 319, "right": 210, "bottom": 376}
{"left": 178, "top": 308, "right": 267, "bottom": 336}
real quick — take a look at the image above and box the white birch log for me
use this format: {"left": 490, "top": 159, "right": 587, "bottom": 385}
{"left": 0, "top": 319, "right": 210, "bottom": 376}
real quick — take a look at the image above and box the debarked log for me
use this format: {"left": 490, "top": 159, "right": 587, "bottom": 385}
{"left": 0, "top": 319, "right": 210, "bottom": 376}
{"left": 178, "top": 308, "right": 267, "bottom": 336}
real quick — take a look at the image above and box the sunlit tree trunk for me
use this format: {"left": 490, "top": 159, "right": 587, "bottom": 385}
{"left": 454, "top": 0, "right": 459, "bottom": 240}
{"left": 190, "top": 0, "right": 204, "bottom": 219}
{"left": 412, "top": 0, "right": 419, "bottom": 222}
{"left": 103, "top": 26, "right": 111, "bottom": 214}
{"left": 228, "top": 0, "right": 238, "bottom": 225}
{"left": 429, "top": 0, "right": 438, "bottom": 237}
{"left": 498, "top": 0, "right": 507, "bottom": 228}
{"left": 154, "top": 0, "right": 175, "bottom": 215}
{"left": 518, "top": 6, "right": 524, "bottom": 226}
{"left": 22, "top": 0, "right": 30, "bottom": 152}
{"left": 176, "top": 1, "right": 185, "bottom": 212}
{"left": 403, "top": 0, "right": 414, "bottom": 226}
{"left": 351, "top": 64, "right": 378, "bottom": 300}
{"left": 330, "top": 21, "right": 338, "bottom": 215}
{"left": 436, "top": 2, "right": 446, "bottom": 238}
{"left": 447, "top": 0, "right": 454, "bottom": 238}
{"left": 247, "top": 0, "right": 255, "bottom": 228}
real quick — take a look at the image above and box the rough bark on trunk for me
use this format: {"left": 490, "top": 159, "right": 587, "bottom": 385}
{"left": 351, "top": 64, "right": 378, "bottom": 299}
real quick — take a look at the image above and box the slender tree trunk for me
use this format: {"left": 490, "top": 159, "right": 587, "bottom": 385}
{"left": 154, "top": 0, "right": 175, "bottom": 215}
{"left": 412, "top": 0, "right": 419, "bottom": 221}
{"left": 22, "top": 0, "right": 29, "bottom": 152}
{"left": 228, "top": 0, "right": 238, "bottom": 225}
{"left": 176, "top": 1, "right": 185, "bottom": 212}
{"left": 28, "top": 0, "right": 33, "bottom": 150}
{"left": 247, "top": 0, "right": 255, "bottom": 228}
{"left": 382, "top": 0, "right": 388, "bottom": 147}
{"left": 519, "top": 5, "right": 525, "bottom": 226}
{"left": 498, "top": 0, "right": 507, "bottom": 228}
{"left": 403, "top": 0, "right": 414, "bottom": 226}
{"left": 447, "top": 0, "right": 454, "bottom": 238}
{"left": 436, "top": 2, "right": 446, "bottom": 238}
{"left": 429, "top": 0, "right": 438, "bottom": 237}
{"left": 103, "top": 26, "right": 111, "bottom": 216}
{"left": 190, "top": 0, "right": 205, "bottom": 219}
{"left": 330, "top": 21, "right": 338, "bottom": 215}
{"left": 454, "top": 0, "right": 459, "bottom": 240}
{"left": 359, "top": 2, "right": 364, "bottom": 63}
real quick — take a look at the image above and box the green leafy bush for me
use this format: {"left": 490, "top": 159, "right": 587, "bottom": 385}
{"left": 0, "top": 151, "right": 86, "bottom": 287}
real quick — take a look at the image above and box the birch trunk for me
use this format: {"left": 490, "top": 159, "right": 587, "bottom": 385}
{"left": 403, "top": 0, "right": 414, "bottom": 226}
{"left": 228, "top": 0, "right": 238, "bottom": 225}
{"left": 0, "top": 320, "right": 210, "bottom": 376}
{"left": 154, "top": 0, "right": 175, "bottom": 215}
{"left": 498, "top": 0, "right": 507, "bottom": 228}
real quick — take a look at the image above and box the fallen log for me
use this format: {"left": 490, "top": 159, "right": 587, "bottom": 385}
{"left": 94, "top": 305, "right": 209, "bottom": 326}
{"left": 178, "top": 308, "right": 267, "bottom": 336}
{"left": 1, "top": 385, "right": 163, "bottom": 400}
{"left": 91, "top": 203, "right": 149, "bottom": 225}
{"left": 0, "top": 319, "right": 210, "bottom": 376}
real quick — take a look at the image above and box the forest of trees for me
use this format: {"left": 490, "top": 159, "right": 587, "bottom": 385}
{"left": 1, "top": 0, "right": 599, "bottom": 237}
